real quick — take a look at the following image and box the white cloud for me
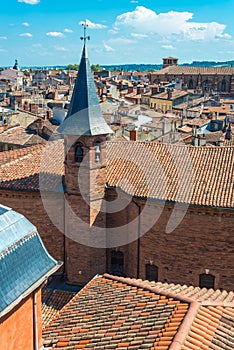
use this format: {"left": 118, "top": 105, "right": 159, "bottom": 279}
{"left": 22, "top": 22, "right": 30, "bottom": 27}
{"left": 18, "top": 0, "right": 40, "bottom": 4}
{"left": 108, "top": 29, "right": 118, "bottom": 35}
{"left": 19, "top": 32, "right": 33, "bottom": 37}
{"left": 114, "top": 6, "right": 231, "bottom": 41}
{"left": 0, "top": 48, "right": 7, "bottom": 52}
{"left": 0, "top": 36, "right": 7, "bottom": 40}
{"left": 162, "top": 45, "right": 175, "bottom": 50}
{"left": 54, "top": 45, "right": 68, "bottom": 51}
{"left": 46, "top": 32, "right": 64, "bottom": 38}
{"left": 103, "top": 42, "right": 115, "bottom": 52}
{"left": 64, "top": 28, "right": 73, "bottom": 33}
{"left": 130, "top": 0, "right": 138, "bottom": 3}
{"left": 79, "top": 19, "right": 107, "bottom": 29}
{"left": 131, "top": 33, "right": 148, "bottom": 38}
{"left": 108, "top": 37, "right": 136, "bottom": 44}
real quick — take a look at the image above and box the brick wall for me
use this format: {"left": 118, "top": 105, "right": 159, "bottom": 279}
{"left": 0, "top": 188, "right": 233, "bottom": 290}
{"left": 106, "top": 189, "right": 234, "bottom": 291}
{"left": 0, "top": 190, "right": 65, "bottom": 266}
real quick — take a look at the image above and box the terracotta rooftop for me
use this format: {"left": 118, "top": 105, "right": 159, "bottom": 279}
{"left": 0, "top": 140, "right": 63, "bottom": 191}
{"left": 151, "top": 90, "right": 188, "bottom": 100}
{"left": 154, "top": 66, "right": 234, "bottom": 76}
{"left": 0, "top": 126, "right": 46, "bottom": 146}
{"left": 42, "top": 288, "right": 76, "bottom": 328}
{"left": 0, "top": 140, "right": 233, "bottom": 208}
{"left": 107, "top": 141, "right": 234, "bottom": 208}
{"left": 42, "top": 274, "right": 234, "bottom": 349}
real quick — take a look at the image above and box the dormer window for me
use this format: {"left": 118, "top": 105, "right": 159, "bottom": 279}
{"left": 95, "top": 141, "right": 101, "bottom": 163}
{"left": 75, "top": 143, "right": 83, "bottom": 163}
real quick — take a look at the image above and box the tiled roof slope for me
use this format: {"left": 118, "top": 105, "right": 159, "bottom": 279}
{"left": 43, "top": 275, "right": 189, "bottom": 349}
{"left": 106, "top": 141, "right": 234, "bottom": 208}
{"left": 154, "top": 66, "right": 234, "bottom": 75}
{"left": 42, "top": 288, "right": 76, "bottom": 327}
{"left": 0, "top": 140, "right": 233, "bottom": 208}
{"left": 182, "top": 306, "right": 234, "bottom": 350}
{"left": 42, "top": 274, "right": 234, "bottom": 349}
{"left": 122, "top": 279, "right": 234, "bottom": 303}
{"left": 0, "top": 140, "right": 64, "bottom": 191}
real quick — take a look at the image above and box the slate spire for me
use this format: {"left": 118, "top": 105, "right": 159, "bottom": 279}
{"left": 59, "top": 25, "right": 112, "bottom": 136}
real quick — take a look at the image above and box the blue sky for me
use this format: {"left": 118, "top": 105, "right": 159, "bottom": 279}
{"left": 0, "top": 0, "right": 234, "bottom": 66}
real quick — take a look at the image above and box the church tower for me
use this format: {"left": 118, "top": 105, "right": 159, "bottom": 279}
{"left": 58, "top": 23, "right": 112, "bottom": 284}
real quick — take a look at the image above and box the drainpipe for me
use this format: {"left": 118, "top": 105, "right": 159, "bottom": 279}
{"left": 33, "top": 291, "right": 39, "bottom": 350}
{"left": 63, "top": 193, "right": 67, "bottom": 280}
{"left": 133, "top": 199, "right": 141, "bottom": 279}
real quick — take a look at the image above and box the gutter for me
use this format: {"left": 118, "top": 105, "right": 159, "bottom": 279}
{"left": 133, "top": 199, "right": 141, "bottom": 279}
{"left": 33, "top": 291, "right": 39, "bottom": 350}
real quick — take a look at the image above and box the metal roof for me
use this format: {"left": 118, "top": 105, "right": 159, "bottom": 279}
{"left": 58, "top": 44, "right": 112, "bottom": 136}
{"left": 0, "top": 205, "right": 61, "bottom": 317}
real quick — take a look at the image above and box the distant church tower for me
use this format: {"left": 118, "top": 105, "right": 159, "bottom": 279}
{"left": 13, "top": 59, "right": 20, "bottom": 71}
{"left": 58, "top": 23, "right": 112, "bottom": 284}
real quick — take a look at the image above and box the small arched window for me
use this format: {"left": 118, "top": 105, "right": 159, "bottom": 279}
{"left": 145, "top": 264, "right": 158, "bottom": 282}
{"left": 221, "top": 80, "right": 227, "bottom": 92}
{"left": 95, "top": 141, "right": 101, "bottom": 163}
{"left": 75, "top": 143, "right": 83, "bottom": 163}
{"left": 199, "top": 273, "right": 215, "bottom": 289}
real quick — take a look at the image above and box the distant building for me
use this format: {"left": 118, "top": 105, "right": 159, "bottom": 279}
{"left": 150, "top": 59, "right": 234, "bottom": 93}
{"left": 162, "top": 57, "right": 178, "bottom": 68}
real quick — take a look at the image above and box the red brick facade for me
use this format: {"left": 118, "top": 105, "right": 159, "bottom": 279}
{"left": 0, "top": 187, "right": 233, "bottom": 290}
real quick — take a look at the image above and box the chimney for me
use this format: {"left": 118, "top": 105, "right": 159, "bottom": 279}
{"left": 198, "top": 134, "right": 206, "bottom": 146}
{"left": 225, "top": 123, "right": 232, "bottom": 140}
{"left": 130, "top": 129, "right": 138, "bottom": 141}
{"left": 137, "top": 85, "right": 144, "bottom": 95}
{"left": 151, "top": 86, "right": 159, "bottom": 95}
{"left": 46, "top": 110, "right": 52, "bottom": 119}
{"left": 167, "top": 88, "right": 172, "bottom": 100}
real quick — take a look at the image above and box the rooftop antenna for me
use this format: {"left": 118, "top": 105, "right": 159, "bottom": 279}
{"left": 80, "top": 20, "right": 90, "bottom": 45}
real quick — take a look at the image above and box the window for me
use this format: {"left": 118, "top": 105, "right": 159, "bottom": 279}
{"left": 75, "top": 143, "right": 83, "bottom": 163}
{"left": 199, "top": 273, "right": 215, "bottom": 289}
{"left": 95, "top": 141, "right": 101, "bottom": 163}
{"left": 145, "top": 264, "right": 158, "bottom": 282}
{"left": 188, "top": 79, "right": 193, "bottom": 89}
{"left": 221, "top": 80, "right": 227, "bottom": 92}
{"left": 110, "top": 251, "right": 124, "bottom": 276}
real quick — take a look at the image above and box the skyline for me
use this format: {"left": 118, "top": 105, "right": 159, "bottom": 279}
{"left": 0, "top": 0, "right": 234, "bottom": 67}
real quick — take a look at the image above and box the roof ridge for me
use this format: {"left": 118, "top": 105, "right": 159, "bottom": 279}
{"left": 0, "top": 230, "right": 37, "bottom": 258}
{"left": 108, "top": 140, "right": 234, "bottom": 149}
{"left": 103, "top": 274, "right": 194, "bottom": 304}
{"left": 103, "top": 274, "right": 234, "bottom": 305}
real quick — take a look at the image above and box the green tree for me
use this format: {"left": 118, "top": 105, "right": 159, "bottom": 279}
{"left": 67, "top": 64, "right": 79, "bottom": 71}
{"left": 91, "top": 64, "right": 102, "bottom": 72}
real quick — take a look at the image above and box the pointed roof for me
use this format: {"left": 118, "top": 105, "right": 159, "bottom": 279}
{"left": 58, "top": 44, "right": 112, "bottom": 136}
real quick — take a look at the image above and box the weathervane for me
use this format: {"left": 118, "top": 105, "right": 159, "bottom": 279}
{"left": 80, "top": 20, "right": 90, "bottom": 44}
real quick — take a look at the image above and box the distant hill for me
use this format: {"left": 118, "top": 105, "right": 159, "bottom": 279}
{"left": 181, "top": 60, "right": 234, "bottom": 68}
{"left": 2, "top": 60, "right": 234, "bottom": 72}
{"left": 100, "top": 64, "right": 162, "bottom": 72}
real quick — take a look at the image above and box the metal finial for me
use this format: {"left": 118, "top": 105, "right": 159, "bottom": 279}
{"left": 80, "top": 20, "right": 90, "bottom": 44}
